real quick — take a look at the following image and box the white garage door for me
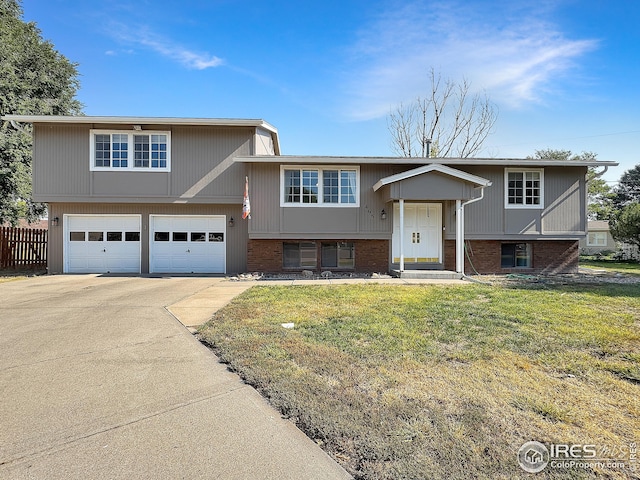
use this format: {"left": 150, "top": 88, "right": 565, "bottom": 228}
{"left": 150, "top": 215, "right": 226, "bottom": 273}
{"left": 65, "top": 215, "right": 141, "bottom": 273}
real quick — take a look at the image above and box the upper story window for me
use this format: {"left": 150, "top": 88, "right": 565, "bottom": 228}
{"left": 90, "top": 130, "right": 170, "bottom": 171}
{"left": 281, "top": 166, "right": 359, "bottom": 207}
{"left": 505, "top": 168, "right": 543, "bottom": 208}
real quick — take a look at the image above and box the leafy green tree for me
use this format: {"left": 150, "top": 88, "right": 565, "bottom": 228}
{"left": 586, "top": 168, "right": 615, "bottom": 220}
{"left": 609, "top": 202, "right": 640, "bottom": 249}
{"left": 528, "top": 150, "right": 614, "bottom": 220}
{"left": 0, "top": 0, "right": 82, "bottom": 225}
{"left": 613, "top": 164, "right": 640, "bottom": 209}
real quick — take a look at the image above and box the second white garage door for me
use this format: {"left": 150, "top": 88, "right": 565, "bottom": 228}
{"left": 149, "top": 215, "right": 226, "bottom": 273}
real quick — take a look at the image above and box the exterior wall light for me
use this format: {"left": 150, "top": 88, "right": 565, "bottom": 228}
{"left": 228, "top": 216, "right": 235, "bottom": 227}
{"left": 51, "top": 217, "right": 59, "bottom": 227}
{"left": 380, "top": 209, "right": 387, "bottom": 220}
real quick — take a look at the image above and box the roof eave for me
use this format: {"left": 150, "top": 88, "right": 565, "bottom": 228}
{"left": 2, "top": 114, "right": 281, "bottom": 155}
{"left": 373, "top": 164, "right": 492, "bottom": 191}
{"left": 234, "top": 155, "right": 618, "bottom": 167}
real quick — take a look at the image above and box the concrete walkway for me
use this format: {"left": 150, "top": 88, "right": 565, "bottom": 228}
{"left": 168, "top": 276, "right": 467, "bottom": 329}
{"left": 167, "top": 280, "right": 254, "bottom": 329}
{"left": 0, "top": 275, "right": 351, "bottom": 480}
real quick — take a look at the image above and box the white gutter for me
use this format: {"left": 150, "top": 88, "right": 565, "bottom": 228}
{"left": 456, "top": 186, "right": 488, "bottom": 275}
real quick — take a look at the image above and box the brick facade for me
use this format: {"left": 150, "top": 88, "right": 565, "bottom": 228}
{"left": 248, "top": 238, "right": 578, "bottom": 274}
{"left": 444, "top": 240, "right": 579, "bottom": 274}
{"left": 247, "top": 239, "right": 284, "bottom": 272}
{"left": 247, "top": 239, "right": 389, "bottom": 273}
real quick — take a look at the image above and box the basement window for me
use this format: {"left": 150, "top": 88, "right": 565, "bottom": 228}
{"left": 321, "top": 242, "right": 355, "bottom": 269}
{"left": 501, "top": 243, "right": 531, "bottom": 268}
{"left": 283, "top": 242, "right": 317, "bottom": 269}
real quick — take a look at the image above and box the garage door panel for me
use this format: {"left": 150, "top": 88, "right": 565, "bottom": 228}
{"left": 65, "top": 215, "right": 141, "bottom": 274}
{"left": 150, "top": 215, "right": 226, "bottom": 274}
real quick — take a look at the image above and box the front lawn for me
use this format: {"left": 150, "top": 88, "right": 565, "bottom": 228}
{"left": 580, "top": 259, "right": 640, "bottom": 276}
{"left": 198, "top": 283, "right": 640, "bottom": 479}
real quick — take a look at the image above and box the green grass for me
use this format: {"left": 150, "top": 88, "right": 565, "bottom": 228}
{"left": 199, "top": 283, "right": 640, "bottom": 479}
{"left": 580, "top": 259, "right": 640, "bottom": 275}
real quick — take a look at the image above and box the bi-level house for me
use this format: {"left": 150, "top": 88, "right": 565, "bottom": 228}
{"left": 3, "top": 115, "right": 617, "bottom": 277}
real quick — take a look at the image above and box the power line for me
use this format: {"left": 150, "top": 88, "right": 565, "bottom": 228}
{"left": 487, "top": 130, "right": 640, "bottom": 149}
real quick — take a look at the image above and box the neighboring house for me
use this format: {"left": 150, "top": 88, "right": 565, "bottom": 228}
{"left": 2, "top": 115, "right": 618, "bottom": 276}
{"left": 579, "top": 220, "right": 617, "bottom": 255}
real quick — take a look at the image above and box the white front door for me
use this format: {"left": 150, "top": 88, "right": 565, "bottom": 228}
{"left": 64, "top": 215, "right": 141, "bottom": 273}
{"left": 149, "top": 215, "right": 226, "bottom": 273}
{"left": 392, "top": 203, "right": 442, "bottom": 263}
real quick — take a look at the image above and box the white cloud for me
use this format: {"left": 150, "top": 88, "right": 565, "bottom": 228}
{"left": 341, "top": 0, "right": 598, "bottom": 120}
{"left": 108, "top": 24, "right": 224, "bottom": 70}
{"left": 135, "top": 33, "right": 224, "bottom": 70}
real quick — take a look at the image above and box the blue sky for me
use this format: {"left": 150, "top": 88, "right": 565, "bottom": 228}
{"left": 22, "top": 0, "right": 640, "bottom": 183}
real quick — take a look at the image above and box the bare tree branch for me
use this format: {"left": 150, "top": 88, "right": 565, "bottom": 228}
{"left": 388, "top": 68, "right": 498, "bottom": 158}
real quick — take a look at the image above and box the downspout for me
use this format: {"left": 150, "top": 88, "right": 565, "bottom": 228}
{"left": 590, "top": 165, "right": 609, "bottom": 179}
{"left": 456, "top": 186, "right": 487, "bottom": 277}
{"left": 9, "top": 120, "right": 29, "bottom": 133}
{"left": 585, "top": 165, "right": 608, "bottom": 231}
{"left": 399, "top": 198, "right": 405, "bottom": 272}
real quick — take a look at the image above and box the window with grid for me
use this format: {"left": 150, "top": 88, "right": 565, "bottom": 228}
{"left": 505, "top": 169, "right": 543, "bottom": 208}
{"left": 90, "top": 130, "right": 170, "bottom": 171}
{"left": 282, "top": 167, "right": 358, "bottom": 206}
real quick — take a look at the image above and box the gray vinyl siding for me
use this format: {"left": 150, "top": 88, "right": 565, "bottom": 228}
{"left": 540, "top": 167, "right": 585, "bottom": 233}
{"left": 247, "top": 162, "right": 586, "bottom": 241}
{"left": 33, "top": 125, "right": 90, "bottom": 197}
{"left": 386, "top": 172, "right": 478, "bottom": 201}
{"left": 48, "top": 203, "right": 248, "bottom": 274}
{"left": 254, "top": 128, "right": 276, "bottom": 155}
{"left": 32, "top": 124, "right": 254, "bottom": 203}
{"left": 457, "top": 165, "right": 587, "bottom": 239}
{"left": 248, "top": 164, "right": 393, "bottom": 239}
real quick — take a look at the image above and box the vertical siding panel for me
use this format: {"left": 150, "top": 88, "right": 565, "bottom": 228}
{"left": 34, "top": 125, "right": 90, "bottom": 197}
{"left": 248, "top": 164, "right": 280, "bottom": 235}
{"left": 542, "top": 167, "right": 585, "bottom": 232}
{"left": 171, "top": 126, "right": 251, "bottom": 199}
{"left": 462, "top": 166, "right": 504, "bottom": 235}
{"left": 49, "top": 204, "right": 64, "bottom": 273}
{"left": 359, "top": 165, "right": 395, "bottom": 234}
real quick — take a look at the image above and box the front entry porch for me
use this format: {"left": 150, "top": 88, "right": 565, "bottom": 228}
{"left": 373, "top": 163, "right": 493, "bottom": 276}
{"left": 391, "top": 202, "right": 443, "bottom": 270}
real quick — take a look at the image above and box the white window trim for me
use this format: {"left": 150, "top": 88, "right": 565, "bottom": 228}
{"left": 587, "top": 231, "right": 607, "bottom": 246}
{"left": 89, "top": 130, "right": 171, "bottom": 172}
{"left": 504, "top": 168, "right": 544, "bottom": 209}
{"left": 280, "top": 165, "right": 360, "bottom": 207}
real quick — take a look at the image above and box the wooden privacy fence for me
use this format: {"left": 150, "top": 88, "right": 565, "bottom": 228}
{"left": 0, "top": 226, "right": 48, "bottom": 269}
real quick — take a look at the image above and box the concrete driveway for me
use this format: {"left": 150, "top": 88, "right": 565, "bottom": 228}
{"left": 0, "top": 275, "right": 350, "bottom": 480}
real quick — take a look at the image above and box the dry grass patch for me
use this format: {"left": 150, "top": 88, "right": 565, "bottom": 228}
{"left": 198, "top": 283, "right": 640, "bottom": 479}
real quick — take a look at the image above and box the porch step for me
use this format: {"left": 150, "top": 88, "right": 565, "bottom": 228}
{"left": 390, "top": 269, "right": 463, "bottom": 280}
